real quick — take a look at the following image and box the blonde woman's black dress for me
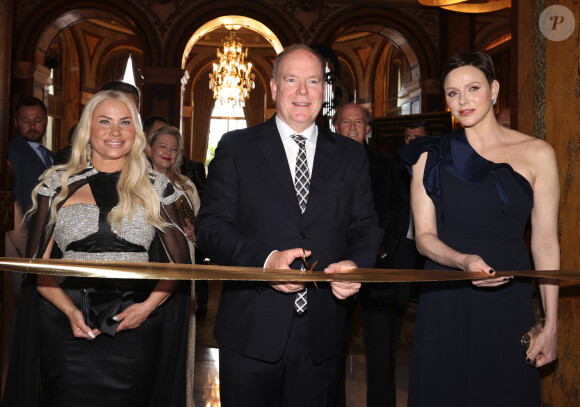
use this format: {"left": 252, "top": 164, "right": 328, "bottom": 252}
{"left": 3, "top": 167, "right": 191, "bottom": 407}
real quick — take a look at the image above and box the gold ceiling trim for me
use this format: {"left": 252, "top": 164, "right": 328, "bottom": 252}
{"left": 442, "top": 0, "right": 511, "bottom": 13}
{"left": 182, "top": 16, "right": 284, "bottom": 69}
{"left": 419, "top": 0, "right": 511, "bottom": 13}
{"left": 418, "top": 0, "right": 467, "bottom": 6}
{"left": 0, "top": 258, "right": 577, "bottom": 282}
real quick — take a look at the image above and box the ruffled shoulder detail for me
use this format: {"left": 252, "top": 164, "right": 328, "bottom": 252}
{"left": 149, "top": 170, "right": 179, "bottom": 205}
{"left": 399, "top": 133, "right": 451, "bottom": 200}
{"left": 37, "top": 166, "right": 99, "bottom": 197}
{"left": 37, "top": 169, "right": 64, "bottom": 197}
{"left": 399, "top": 129, "right": 532, "bottom": 211}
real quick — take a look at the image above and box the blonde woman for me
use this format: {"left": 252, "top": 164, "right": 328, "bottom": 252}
{"left": 3, "top": 90, "right": 191, "bottom": 407}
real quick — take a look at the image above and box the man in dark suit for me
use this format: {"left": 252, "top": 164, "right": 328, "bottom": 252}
{"left": 8, "top": 97, "right": 54, "bottom": 255}
{"left": 333, "top": 102, "right": 405, "bottom": 407}
{"left": 390, "top": 119, "right": 429, "bottom": 356}
{"left": 396, "top": 119, "right": 430, "bottom": 272}
{"left": 196, "top": 44, "right": 382, "bottom": 406}
{"left": 7, "top": 97, "right": 54, "bottom": 296}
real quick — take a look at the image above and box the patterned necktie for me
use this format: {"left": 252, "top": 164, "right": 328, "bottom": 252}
{"left": 290, "top": 134, "right": 310, "bottom": 314}
{"left": 290, "top": 134, "right": 310, "bottom": 213}
{"left": 38, "top": 145, "right": 52, "bottom": 168}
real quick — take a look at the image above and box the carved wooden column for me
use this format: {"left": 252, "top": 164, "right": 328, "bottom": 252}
{"left": 516, "top": 0, "right": 580, "bottom": 405}
{"left": 141, "top": 66, "right": 187, "bottom": 131}
{"left": 0, "top": 0, "right": 15, "bottom": 392}
{"left": 541, "top": 0, "right": 580, "bottom": 403}
{"left": 0, "top": 0, "right": 13, "bottom": 190}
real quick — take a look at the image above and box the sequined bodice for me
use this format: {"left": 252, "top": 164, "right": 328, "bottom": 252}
{"left": 54, "top": 203, "right": 155, "bottom": 262}
{"left": 52, "top": 171, "right": 155, "bottom": 262}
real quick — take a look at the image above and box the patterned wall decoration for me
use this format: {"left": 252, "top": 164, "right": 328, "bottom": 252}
{"left": 14, "top": 0, "right": 39, "bottom": 27}
{"left": 400, "top": 8, "right": 439, "bottom": 54}
{"left": 140, "top": 0, "right": 193, "bottom": 37}
{"left": 281, "top": 0, "right": 341, "bottom": 43}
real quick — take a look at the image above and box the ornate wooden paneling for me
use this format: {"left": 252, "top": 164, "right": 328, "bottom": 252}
{"left": 517, "top": 0, "right": 580, "bottom": 405}
{"left": 542, "top": 0, "right": 580, "bottom": 402}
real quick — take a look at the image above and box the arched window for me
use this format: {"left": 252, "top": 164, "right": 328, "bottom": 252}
{"left": 101, "top": 49, "right": 143, "bottom": 87}
{"left": 205, "top": 102, "right": 248, "bottom": 166}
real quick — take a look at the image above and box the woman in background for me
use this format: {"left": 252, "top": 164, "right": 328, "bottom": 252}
{"left": 147, "top": 125, "right": 200, "bottom": 405}
{"left": 401, "top": 51, "right": 559, "bottom": 406}
{"left": 147, "top": 125, "right": 200, "bottom": 253}
{"left": 4, "top": 90, "right": 190, "bottom": 407}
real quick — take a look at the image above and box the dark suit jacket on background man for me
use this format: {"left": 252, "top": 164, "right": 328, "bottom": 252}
{"left": 9, "top": 135, "right": 54, "bottom": 217}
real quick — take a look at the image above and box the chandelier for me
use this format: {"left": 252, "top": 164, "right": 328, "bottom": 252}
{"left": 209, "top": 28, "right": 255, "bottom": 107}
{"left": 418, "top": 0, "right": 511, "bottom": 13}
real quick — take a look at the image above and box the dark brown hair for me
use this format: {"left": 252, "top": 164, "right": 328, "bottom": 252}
{"left": 441, "top": 51, "right": 496, "bottom": 86}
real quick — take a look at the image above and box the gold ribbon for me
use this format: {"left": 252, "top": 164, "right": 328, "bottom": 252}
{"left": 0, "top": 257, "right": 577, "bottom": 282}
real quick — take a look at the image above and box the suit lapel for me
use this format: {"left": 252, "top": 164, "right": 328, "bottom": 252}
{"left": 303, "top": 126, "right": 336, "bottom": 220}
{"left": 19, "top": 136, "right": 49, "bottom": 169}
{"left": 258, "top": 117, "right": 302, "bottom": 214}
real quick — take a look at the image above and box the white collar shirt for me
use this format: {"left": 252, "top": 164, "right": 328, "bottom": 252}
{"left": 275, "top": 115, "right": 317, "bottom": 183}
{"left": 27, "top": 140, "right": 51, "bottom": 166}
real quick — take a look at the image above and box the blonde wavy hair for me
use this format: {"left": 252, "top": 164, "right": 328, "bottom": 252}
{"left": 28, "top": 90, "right": 167, "bottom": 231}
{"left": 147, "top": 126, "right": 197, "bottom": 198}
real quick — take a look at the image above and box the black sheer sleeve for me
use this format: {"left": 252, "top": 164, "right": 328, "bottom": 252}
{"left": 148, "top": 178, "right": 191, "bottom": 406}
{"left": 25, "top": 194, "right": 53, "bottom": 259}
{"left": 26, "top": 168, "right": 93, "bottom": 259}
{"left": 156, "top": 178, "right": 192, "bottom": 265}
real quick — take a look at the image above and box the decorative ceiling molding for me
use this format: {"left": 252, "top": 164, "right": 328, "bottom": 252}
{"left": 354, "top": 46, "right": 372, "bottom": 73}
{"left": 83, "top": 32, "right": 104, "bottom": 58}
{"left": 399, "top": 8, "right": 439, "bottom": 54}
{"left": 281, "top": 0, "right": 341, "bottom": 43}
{"left": 140, "top": 0, "right": 193, "bottom": 38}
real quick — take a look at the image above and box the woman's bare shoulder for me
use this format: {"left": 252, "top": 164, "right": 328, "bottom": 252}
{"left": 507, "top": 130, "right": 556, "bottom": 160}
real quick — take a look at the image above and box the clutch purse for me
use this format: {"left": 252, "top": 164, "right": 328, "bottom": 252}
{"left": 175, "top": 195, "right": 196, "bottom": 227}
{"left": 81, "top": 287, "right": 131, "bottom": 337}
{"left": 521, "top": 318, "right": 545, "bottom": 367}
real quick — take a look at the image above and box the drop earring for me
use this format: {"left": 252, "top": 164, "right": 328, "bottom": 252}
{"left": 492, "top": 97, "right": 497, "bottom": 106}
{"left": 86, "top": 143, "right": 92, "bottom": 164}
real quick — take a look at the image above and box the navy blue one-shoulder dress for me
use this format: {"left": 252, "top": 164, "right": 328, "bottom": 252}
{"left": 400, "top": 129, "right": 540, "bottom": 407}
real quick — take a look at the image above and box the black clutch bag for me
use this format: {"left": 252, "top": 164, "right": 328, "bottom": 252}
{"left": 175, "top": 195, "right": 196, "bottom": 227}
{"left": 81, "top": 287, "right": 132, "bottom": 336}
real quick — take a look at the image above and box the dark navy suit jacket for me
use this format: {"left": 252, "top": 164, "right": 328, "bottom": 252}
{"left": 8, "top": 135, "right": 54, "bottom": 214}
{"left": 196, "top": 116, "right": 382, "bottom": 363}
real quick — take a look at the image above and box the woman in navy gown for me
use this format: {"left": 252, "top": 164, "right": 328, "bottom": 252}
{"left": 3, "top": 90, "right": 191, "bottom": 407}
{"left": 400, "top": 51, "right": 559, "bottom": 406}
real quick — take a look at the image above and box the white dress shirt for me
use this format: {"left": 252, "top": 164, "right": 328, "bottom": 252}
{"left": 275, "top": 115, "right": 317, "bottom": 181}
{"left": 264, "top": 116, "right": 318, "bottom": 268}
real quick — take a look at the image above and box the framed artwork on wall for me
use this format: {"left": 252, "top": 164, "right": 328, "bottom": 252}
{"left": 370, "top": 112, "right": 453, "bottom": 156}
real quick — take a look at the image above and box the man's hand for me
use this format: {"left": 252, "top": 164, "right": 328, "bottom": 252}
{"left": 324, "top": 260, "right": 360, "bottom": 300}
{"left": 267, "top": 248, "right": 310, "bottom": 293}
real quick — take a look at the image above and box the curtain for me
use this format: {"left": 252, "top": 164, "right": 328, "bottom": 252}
{"left": 101, "top": 49, "right": 130, "bottom": 86}
{"left": 191, "top": 66, "right": 215, "bottom": 164}
{"left": 100, "top": 49, "right": 143, "bottom": 88}
{"left": 243, "top": 76, "right": 265, "bottom": 127}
